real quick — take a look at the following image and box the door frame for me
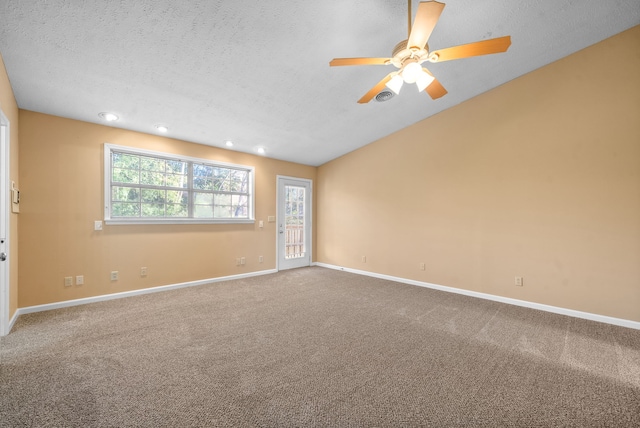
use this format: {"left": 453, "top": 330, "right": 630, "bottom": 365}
{"left": 0, "top": 109, "right": 11, "bottom": 336}
{"left": 276, "top": 175, "right": 312, "bottom": 271}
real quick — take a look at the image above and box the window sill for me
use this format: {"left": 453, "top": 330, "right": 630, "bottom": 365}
{"left": 104, "top": 218, "right": 255, "bottom": 226}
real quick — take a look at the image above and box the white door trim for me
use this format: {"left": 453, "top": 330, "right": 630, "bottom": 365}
{"left": 0, "top": 109, "right": 11, "bottom": 336}
{"left": 276, "top": 175, "right": 312, "bottom": 271}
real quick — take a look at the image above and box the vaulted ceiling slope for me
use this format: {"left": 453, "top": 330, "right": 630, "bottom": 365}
{"left": 0, "top": 1, "right": 638, "bottom": 166}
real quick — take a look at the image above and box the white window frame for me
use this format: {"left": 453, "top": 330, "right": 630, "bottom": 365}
{"left": 104, "top": 144, "right": 255, "bottom": 225}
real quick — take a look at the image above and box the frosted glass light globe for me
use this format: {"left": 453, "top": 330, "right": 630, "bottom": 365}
{"left": 402, "top": 62, "right": 422, "bottom": 84}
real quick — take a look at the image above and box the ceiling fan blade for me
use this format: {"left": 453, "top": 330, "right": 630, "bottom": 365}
{"left": 429, "top": 36, "right": 511, "bottom": 62}
{"left": 407, "top": 1, "right": 445, "bottom": 50}
{"left": 330, "top": 57, "right": 391, "bottom": 67}
{"left": 422, "top": 68, "right": 447, "bottom": 99}
{"left": 357, "top": 72, "right": 395, "bottom": 104}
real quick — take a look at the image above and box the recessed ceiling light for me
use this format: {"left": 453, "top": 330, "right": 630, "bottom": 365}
{"left": 99, "top": 112, "right": 119, "bottom": 122}
{"left": 225, "top": 140, "right": 234, "bottom": 147}
{"left": 155, "top": 124, "right": 169, "bottom": 133}
{"left": 257, "top": 147, "right": 266, "bottom": 155}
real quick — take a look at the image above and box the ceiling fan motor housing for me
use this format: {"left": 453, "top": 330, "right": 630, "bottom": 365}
{"left": 390, "top": 39, "right": 430, "bottom": 69}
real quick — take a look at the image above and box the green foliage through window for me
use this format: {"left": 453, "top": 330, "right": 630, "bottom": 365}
{"left": 106, "top": 145, "right": 254, "bottom": 223}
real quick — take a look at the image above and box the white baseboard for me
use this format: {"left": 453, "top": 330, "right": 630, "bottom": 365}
{"left": 314, "top": 263, "right": 640, "bottom": 330}
{"left": 6, "top": 308, "right": 19, "bottom": 334}
{"left": 11, "top": 265, "right": 639, "bottom": 332}
{"left": 15, "top": 269, "right": 278, "bottom": 319}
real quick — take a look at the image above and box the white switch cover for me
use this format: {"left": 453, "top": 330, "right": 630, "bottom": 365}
{"left": 268, "top": 216, "right": 275, "bottom": 222}
{"left": 94, "top": 221, "right": 103, "bottom": 231}
{"left": 76, "top": 275, "right": 84, "bottom": 285}
{"left": 259, "top": 220, "right": 264, "bottom": 228}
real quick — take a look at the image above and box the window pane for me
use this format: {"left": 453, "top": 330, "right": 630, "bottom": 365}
{"left": 214, "top": 168, "right": 230, "bottom": 191}
{"left": 166, "top": 204, "right": 188, "bottom": 217}
{"left": 194, "top": 205, "right": 214, "bottom": 218}
{"left": 112, "top": 167, "right": 139, "bottom": 184}
{"left": 167, "top": 160, "right": 187, "bottom": 173}
{"left": 113, "top": 153, "right": 140, "bottom": 169}
{"left": 231, "top": 195, "right": 248, "bottom": 218}
{"left": 141, "top": 203, "right": 165, "bottom": 217}
{"left": 167, "top": 190, "right": 187, "bottom": 205}
{"left": 214, "top": 205, "right": 232, "bottom": 218}
{"left": 230, "top": 170, "right": 248, "bottom": 192}
{"left": 112, "top": 202, "right": 140, "bottom": 217}
{"left": 141, "top": 156, "right": 166, "bottom": 173}
{"left": 215, "top": 194, "right": 231, "bottom": 206}
{"left": 141, "top": 189, "right": 166, "bottom": 204}
{"left": 194, "top": 177, "right": 213, "bottom": 191}
{"left": 140, "top": 171, "right": 166, "bottom": 186}
{"left": 166, "top": 173, "right": 188, "bottom": 188}
{"left": 112, "top": 186, "right": 140, "bottom": 202}
{"left": 194, "top": 192, "right": 213, "bottom": 205}
{"left": 193, "top": 164, "right": 214, "bottom": 190}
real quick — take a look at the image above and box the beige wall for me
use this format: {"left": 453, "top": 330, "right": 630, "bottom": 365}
{"left": 19, "top": 111, "right": 316, "bottom": 307}
{"left": 0, "top": 53, "right": 19, "bottom": 321}
{"left": 10, "top": 26, "right": 640, "bottom": 323}
{"left": 317, "top": 26, "right": 640, "bottom": 322}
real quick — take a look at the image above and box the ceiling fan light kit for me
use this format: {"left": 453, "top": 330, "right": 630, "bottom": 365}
{"left": 330, "top": 0, "right": 511, "bottom": 104}
{"left": 386, "top": 74, "right": 404, "bottom": 94}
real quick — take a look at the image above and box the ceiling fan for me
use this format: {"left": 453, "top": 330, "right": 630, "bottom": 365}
{"left": 329, "top": 0, "right": 511, "bottom": 103}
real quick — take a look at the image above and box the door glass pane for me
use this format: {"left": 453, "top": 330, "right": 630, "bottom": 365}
{"left": 285, "top": 185, "right": 305, "bottom": 259}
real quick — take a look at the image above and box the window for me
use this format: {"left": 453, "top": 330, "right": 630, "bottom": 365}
{"left": 104, "top": 144, "right": 254, "bottom": 224}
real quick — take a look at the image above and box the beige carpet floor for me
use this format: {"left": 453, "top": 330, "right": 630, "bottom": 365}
{"left": 1, "top": 267, "right": 639, "bottom": 427}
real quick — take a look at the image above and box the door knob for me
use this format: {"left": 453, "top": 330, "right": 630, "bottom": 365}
{"left": 0, "top": 252, "right": 6, "bottom": 261}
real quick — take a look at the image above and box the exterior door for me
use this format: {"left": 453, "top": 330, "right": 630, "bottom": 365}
{"left": 277, "top": 176, "right": 311, "bottom": 270}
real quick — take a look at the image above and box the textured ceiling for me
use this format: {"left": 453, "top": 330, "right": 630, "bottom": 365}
{"left": 0, "top": 1, "right": 638, "bottom": 166}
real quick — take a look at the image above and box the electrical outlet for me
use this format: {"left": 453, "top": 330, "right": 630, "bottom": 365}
{"left": 240, "top": 257, "right": 246, "bottom": 265}
{"left": 268, "top": 216, "right": 275, "bottom": 222}
{"left": 140, "top": 267, "right": 147, "bottom": 277}
{"left": 515, "top": 276, "right": 523, "bottom": 286}
{"left": 420, "top": 262, "right": 426, "bottom": 271}
{"left": 64, "top": 277, "right": 73, "bottom": 287}
{"left": 362, "top": 256, "right": 366, "bottom": 263}
{"left": 110, "top": 271, "right": 119, "bottom": 281}
{"left": 75, "top": 275, "right": 84, "bottom": 285}
{"left": 259, "top": 255, "right": 264, "bottom": 263}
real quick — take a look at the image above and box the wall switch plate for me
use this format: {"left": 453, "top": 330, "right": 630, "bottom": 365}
{"left": 75, "top": 275, "right": 84, "bottom": 285}
{"left": 259, "top": 220, "right": 264, "bottom": 228}
{"left": 110, "top": 271, "right": 119, "bottom": 281}
{"left": 361, "top": 256, "right": 366, "bottom": 263}
{"left": 515, "top": 276, "right": 524, "bottom": 286}
{"left": 94, "top": 221, "right": 103, "bottom": 231}
{"left": 268, "top": 216, "right": 275, "bottom": 223}
{"left": 64, "top": 277, "right": 73, "bottom": 287}
{"left": 259, "top": 255, "right": 263, "bottom": 263}
{"left": 240, "top": 257, "right": 246, "bottom": 265}
{"left": 140, "top": 267, "right": 147, "bottom": 277}
{"left": 420, "top": 262, "right": 426, "bottom": 271}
